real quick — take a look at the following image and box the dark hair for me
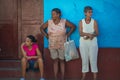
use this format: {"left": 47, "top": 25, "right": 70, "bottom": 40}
{"left": 84, "top": 6, "right": 93, "bottom": 13}
{"left": 27, "top": 35, "right": 37, "bottom": 42}
{"left": 52, "top": 8, "right": 61, "bottom": 16}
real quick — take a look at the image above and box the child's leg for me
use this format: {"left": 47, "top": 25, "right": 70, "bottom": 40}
{"left": 37, "top": 58, "right": 44, "bottom": 78}
{"left": 21, "top": 57, "right": 27, "bottom": 78}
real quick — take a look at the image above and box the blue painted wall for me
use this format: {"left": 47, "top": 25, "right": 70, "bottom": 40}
{"left": 44, "top": 0, "right": 120, "bottom": 48}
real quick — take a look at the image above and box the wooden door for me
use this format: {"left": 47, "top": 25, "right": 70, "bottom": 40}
{"left": 0, "top": 0, "right": 18, "bottom": 59}
{"left": 0, "top": 0, "right": 44, "bottom": 59}
{"left": 18, "top": 0, "right": 44, "bottom": 57}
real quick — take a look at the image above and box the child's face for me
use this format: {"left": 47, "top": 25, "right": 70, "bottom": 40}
{"left": 52, "top": 11, "right": 60, "bottom": 20}
{"left": 85, "top": 10, "right": 93, "bottom": 17}
{"left": 25, "top": 38, "right": 32, "bottom": 46}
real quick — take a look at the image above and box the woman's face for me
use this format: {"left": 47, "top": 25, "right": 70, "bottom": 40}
{"left": 52, "top": 11, "right": 60, "bottom": 20}
{"left": 25, "top": 37, "right": 32, "bottom": 46}
{"left": 85, "top": 10, "right": 93, "bottom": 17}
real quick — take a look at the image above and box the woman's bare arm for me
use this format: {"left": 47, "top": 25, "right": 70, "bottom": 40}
{"left": 65, "top": 20, "right": 75, "bottom": 37}
{"left": 40, "top": 22, "right": 49, "bottom": 39}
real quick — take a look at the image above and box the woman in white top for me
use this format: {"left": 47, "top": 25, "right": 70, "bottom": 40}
{"left": 79, "top": 6, "right": 99, "bottom": 80}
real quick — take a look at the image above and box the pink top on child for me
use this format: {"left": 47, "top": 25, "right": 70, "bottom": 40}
{"left": 23, "top": 43, "right": 38, "bottom": 56}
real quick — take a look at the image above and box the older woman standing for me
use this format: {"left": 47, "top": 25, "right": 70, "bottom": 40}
{"left": 40, "top": 8, "right": 75, "bottom": 80}
{"left": 79, "top": 6, "right": 99, "bottom": 80}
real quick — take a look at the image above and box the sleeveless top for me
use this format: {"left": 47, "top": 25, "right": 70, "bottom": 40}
{"left": 80, "top": 18, "right": 97, "bottom": 41}
{"left": 82, "top": 18, "right": 94, "bottom": 33}
{"left": 48, "top": 19, "right": 66, "bottom": 49}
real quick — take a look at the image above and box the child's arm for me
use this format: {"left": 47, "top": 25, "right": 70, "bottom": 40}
{"left": 30, "top": 47, "right": 42, "bottom": 59}
{"left": 36, "top": 48, "right": 42, "bottom": 58}
{"left": 21, "top": 43, "right": 27, "bottom": 58}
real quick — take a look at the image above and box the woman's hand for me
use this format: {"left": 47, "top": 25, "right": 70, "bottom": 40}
{"left": 88, "top": 34, "right": 94, "bottom": 40}
{"left": 83, "top": 36, "right": 89, "bottom": 40}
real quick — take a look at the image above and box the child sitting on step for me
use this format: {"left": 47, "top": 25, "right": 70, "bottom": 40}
{"left": 20, "top": 35, "right": 45, "bottom": 80}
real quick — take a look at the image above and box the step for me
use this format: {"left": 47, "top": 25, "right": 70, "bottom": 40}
{"left": 0, "top": 60, "right": 43, "bottom": 78}
{"left": 0, "top": 60, "right": 21, "bottom": 78}
{"left": 0, "top": 60, "right": 21, "bottom": 68}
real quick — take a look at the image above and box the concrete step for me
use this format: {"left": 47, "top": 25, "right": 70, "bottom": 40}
{"left": 0, "top": 60, "right": 21, "bottom": 68}
{"left": 0, "top": 60, "right": 41, "bottom": 78}
{"left": 0, "top": 60, "right": 21, "bottom": 78}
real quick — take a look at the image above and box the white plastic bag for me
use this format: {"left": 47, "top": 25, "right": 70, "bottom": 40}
{"left": 64, "top": 39, "right": 79, "bottom": 62}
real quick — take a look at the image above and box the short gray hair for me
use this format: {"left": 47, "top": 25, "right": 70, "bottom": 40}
{"left": 84, "top": 6, "right": 93, "bottom": 13}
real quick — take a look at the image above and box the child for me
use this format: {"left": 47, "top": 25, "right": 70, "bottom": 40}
{"left": 20, "top": 35, "right": 45, "bottom": 80}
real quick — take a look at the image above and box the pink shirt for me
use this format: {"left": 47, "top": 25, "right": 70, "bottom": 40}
{"left": 23, "top": 43, "right": 38, "bottom": 56}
